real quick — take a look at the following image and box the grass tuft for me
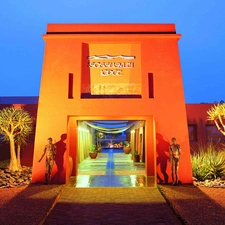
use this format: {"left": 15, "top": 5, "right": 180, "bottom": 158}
{"left": 191, "top": 142, "right": 225, "bottom": 181}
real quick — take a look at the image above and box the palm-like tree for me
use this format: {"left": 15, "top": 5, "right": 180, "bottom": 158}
{"left": 96, "top": 131, "right": 103, "bottom": 151}
{"left": 0, "top": 107, "right": 33, "bottom": 171}
{"left": 207, "top": 103, "right": 225, "bottom": 136}
{"left": 15, "top": 130, "right": 31, "bottom": 169}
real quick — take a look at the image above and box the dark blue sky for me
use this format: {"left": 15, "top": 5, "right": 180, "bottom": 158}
{"left": 1, "top": 1, "right": 224, "bottom": 103}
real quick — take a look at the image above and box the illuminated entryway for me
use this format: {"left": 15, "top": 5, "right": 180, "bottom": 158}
{"left": 67, "top": 116, "right": 156, "bottom": 185}
{"left": 72, "top": 120, "right": 150, "bottom": 187}
{"left": 77, "top": 120, "right": 145, "bottom": 164}
{"left": 75, "top": 149, "right": 149, "bottom": 187}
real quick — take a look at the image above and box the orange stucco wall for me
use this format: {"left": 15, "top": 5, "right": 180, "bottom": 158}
{"left": 32, "top": 24, "right": 193, "bottom": 184}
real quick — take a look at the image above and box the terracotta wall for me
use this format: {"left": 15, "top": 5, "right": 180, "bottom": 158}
{"left": 185, "top": 103, "right": 223, "bottom": 152}
{"left": 30, "top": 24, "right": 193, "bottom": 184}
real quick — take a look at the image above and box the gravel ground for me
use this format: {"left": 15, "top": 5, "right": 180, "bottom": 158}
{"left": 158, "top": 184, "right": 225, "bottom": 225}
{"left": 0, "top": 183, "right": 225, "bottom": 225}
{"left": 0, "top": 184, "right": 64, "bottom": 225}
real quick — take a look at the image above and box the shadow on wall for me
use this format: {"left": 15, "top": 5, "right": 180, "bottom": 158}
{"left": 156, "top": 133, "right": 170, "bottom": 184}
{"left": 20, "top": 142, "right": 35, "bottom": 167}
{"left": 51, "top": 134, "right": 67, "bottom": 183}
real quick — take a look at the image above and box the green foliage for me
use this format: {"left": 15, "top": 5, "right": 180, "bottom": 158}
{"left": 96, "top": 132, "right": 103, "bottom": 139}
{"left": 191, "top": 142, "right": 225, "bottom": 181}
{"left": 95, "top": 131, "right": 103, "bottom": 149}
{"left": 124, "top": 141, "right": 130, "bottom": 147}
{"left": 131, "top": 150, "right": 139, "bottom": 155}
{"left": 88, "top": 144, "right": 97, "bottom": 153}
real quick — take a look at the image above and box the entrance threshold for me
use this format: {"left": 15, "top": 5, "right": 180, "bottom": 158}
{"left": 69, "top": 149, "right": 155, "bottom": 187}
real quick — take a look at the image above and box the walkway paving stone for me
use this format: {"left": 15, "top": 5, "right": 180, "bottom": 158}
{"left": 43, "top": 186, "right": 181, "bottom": 225}
{"left": 42, "top": 149, "right": 181, "bottom": 224}
{"left": 1, "top": 147, "right": 225, "bottom": 224}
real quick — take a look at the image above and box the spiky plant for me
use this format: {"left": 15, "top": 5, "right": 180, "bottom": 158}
{"left": 207, "top": 103, "right": 225, "bottom": 136}
{"left": 191, "top": 142, "right": 225, "bottom": 181}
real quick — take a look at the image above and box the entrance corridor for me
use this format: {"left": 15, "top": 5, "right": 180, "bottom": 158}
{"left": 70, "top": 149, "right": 155, "bottom": 187}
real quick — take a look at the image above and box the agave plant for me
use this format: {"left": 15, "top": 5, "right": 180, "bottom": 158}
{"left": 191, "top": 142, "right": 225, "bottom": 181}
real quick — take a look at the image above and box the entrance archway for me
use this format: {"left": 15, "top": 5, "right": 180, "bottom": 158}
{"left": 66, "top": 116, "right": 156, "bottom": 185}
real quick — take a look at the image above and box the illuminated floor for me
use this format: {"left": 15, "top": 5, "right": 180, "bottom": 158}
{"left": 71, "top": 148, "right": 155, "bottom": 187}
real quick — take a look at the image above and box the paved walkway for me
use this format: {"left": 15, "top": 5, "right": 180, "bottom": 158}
{"left": 1, "top": 149, "right": 225, "bottom": 224}
{"left": 42, "top": 149, "right": 181, "bottom": 225}
{"left": 42, "top": 186, "right": 181, "bottom": 225}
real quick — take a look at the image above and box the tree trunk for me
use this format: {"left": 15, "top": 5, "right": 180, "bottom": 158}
{"left": 9, "top": 137, "right": 18, "bottom": 171}
{"left": 17, "top": 144, "right": 22, "bottom": 169}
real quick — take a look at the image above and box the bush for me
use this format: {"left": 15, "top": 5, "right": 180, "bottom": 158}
{"left": 88, "top": 144, "right": 97, "bottom": 153}
{"left": 191, "top": 142, "right": 225, "bottom": 181}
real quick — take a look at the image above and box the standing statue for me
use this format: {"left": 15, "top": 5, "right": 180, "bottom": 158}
{"left": 39, "top": 137, "right": 57, "bottom": 184}
{"left": 169, "top": 137, "right": 181, "bottom": 185}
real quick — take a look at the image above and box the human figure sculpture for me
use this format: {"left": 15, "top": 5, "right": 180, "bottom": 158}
{"left": 169, "top": 137, "right": 181, "bottom": 185}
{"left": 38, "top": 137, "right": 57, "bottom": 184}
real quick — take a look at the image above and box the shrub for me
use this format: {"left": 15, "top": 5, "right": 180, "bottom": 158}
{"left": 124, "top": 141, "right": 130, "bottom": 147}
{"left": 191, "top": 142, "right": 225, "bottom": 181}
{"left": 88, "top": 144, "right": 97, "bottom": 153}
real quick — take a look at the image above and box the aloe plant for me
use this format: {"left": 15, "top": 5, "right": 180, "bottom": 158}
{"left": 0, "top": 107, "right": 33, "bottom": 171}
{"left": 207, "top": 103, "right": 225, "bottom": 136}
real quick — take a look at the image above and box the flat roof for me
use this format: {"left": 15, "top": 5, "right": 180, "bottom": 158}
{"left": 46, "top": 23, "right": 176, "bottom": 34}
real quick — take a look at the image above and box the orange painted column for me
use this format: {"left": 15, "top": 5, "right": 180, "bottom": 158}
{"left": 145, "top": 116, "right": 156, "bottom": 178}
{"left": 67, "top": 117, "right": 78, "bottom": 182}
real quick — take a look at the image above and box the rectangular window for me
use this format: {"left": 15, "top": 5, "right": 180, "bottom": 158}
{"left": 206, "top": 124, "right": 225, "bottom": 142}
{"left": 68, "top": 73, "right": 73, "bottom": 99}
{"left": 188, "top": 125, "right": 197, "bottom": 142}
{"left": 148, "top": 73, "right": 154, "bottom": 98}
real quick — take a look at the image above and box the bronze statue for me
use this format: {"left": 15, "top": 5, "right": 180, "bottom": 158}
{"left": 169, "top": 137, "right": 181, "bottom": 185}
{"left": 39, "top": 137, "right": 57, "bottom": 184}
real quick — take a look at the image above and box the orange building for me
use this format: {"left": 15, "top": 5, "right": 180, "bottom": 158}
{"left": 30, "top": 23, "right": 193, "bottom": 184}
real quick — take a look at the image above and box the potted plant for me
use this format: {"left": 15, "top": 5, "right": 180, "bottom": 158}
{"left": 132, "top": 150, "right": 140, "bottom": 162}
{"left": 89, "top": 144, "right": 98, "bottom": 159}
{"left": 123, "top": 141, "right": 131, "bottom": 154}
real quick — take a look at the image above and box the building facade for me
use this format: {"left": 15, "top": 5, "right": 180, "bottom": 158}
{"left": 0, "top": 99, "right": 220, "bottom": 184}
{"left": 28, "top": 23, "right": 194, "bottom": 184}
{"left": 4, "top": 25, "right": 222, "bottom": 185}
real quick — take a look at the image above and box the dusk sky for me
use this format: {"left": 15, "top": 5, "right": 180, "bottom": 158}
{"left": 1, "top": 1, "right": 224, "bottom": 103}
